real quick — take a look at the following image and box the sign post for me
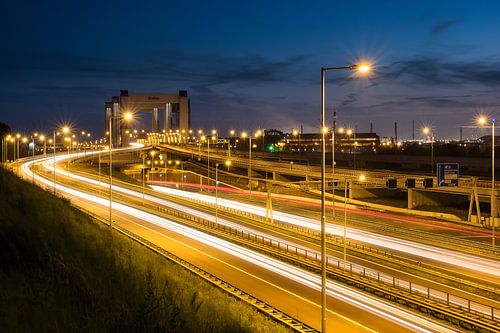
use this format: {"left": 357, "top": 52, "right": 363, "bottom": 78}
{"left": 437, "top": 163, "right": 459, "bottom": 187}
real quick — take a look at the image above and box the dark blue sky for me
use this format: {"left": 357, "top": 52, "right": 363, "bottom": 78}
{"left": 1, "top": 0, "right": 500, "bottom": 139}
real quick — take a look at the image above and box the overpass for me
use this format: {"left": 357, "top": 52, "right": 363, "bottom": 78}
{"left": 155, "top": 143, "right": 499, "bottom": 226}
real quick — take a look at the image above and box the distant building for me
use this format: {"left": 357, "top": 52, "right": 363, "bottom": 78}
{"left": 104, "top": 90, "right": 190, "bottom": 146}
{"left": 284, "top": 132, "right": 379, "bottom": 152}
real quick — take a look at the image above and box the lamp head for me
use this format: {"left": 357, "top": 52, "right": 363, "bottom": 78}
{"left": 477, "top": 116, "right": 487, "bottom": 126}
{"left": 351, "top": 64, "right": 371, "bottom": 73}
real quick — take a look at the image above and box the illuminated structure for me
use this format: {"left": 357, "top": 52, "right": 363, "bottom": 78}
{"left": 285, "top": 132, "right": 380, "bottom": 152}
{"left": 105, "top": 90, "right": 190, "bottom": 146}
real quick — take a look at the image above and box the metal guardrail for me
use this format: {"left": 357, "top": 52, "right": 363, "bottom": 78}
{"left": 74, "top": 206, "right": 319, "bottom": 333}
{"left": 40, "top": 155, "right": 500, "bottom": 331}
{"left": 141, "top": 187, "right": 500, "bottom": 300}
{"left": 48, "top": 163, "right": 500, "bottom": 300}
{"left": 159, "top": 203, "right": 500, "bottom": 323}
{"left": 144, "top": 203, "right": 500, "bottom": 333}
{"left": 68, "top": 170, "right": 499, "bottom": 331}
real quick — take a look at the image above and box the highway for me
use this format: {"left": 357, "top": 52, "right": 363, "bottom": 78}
{"left": 163, "top": 143, "right": 497, "bottom": 193}
{"left": 17, "top": 149, "right": 500, "bottom": 332}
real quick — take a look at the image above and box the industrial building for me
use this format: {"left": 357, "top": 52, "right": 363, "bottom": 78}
{"left": 104, "top": 90, "right": 190, "bottom": 146}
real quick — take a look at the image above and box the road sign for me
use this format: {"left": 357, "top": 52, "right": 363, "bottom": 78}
{"left": 437, "top": 163, "right": 459, "bottom": 187}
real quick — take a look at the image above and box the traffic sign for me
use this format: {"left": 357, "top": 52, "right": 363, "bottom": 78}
{"left": 437, "top": 163, "right": 459, "bottom": 187}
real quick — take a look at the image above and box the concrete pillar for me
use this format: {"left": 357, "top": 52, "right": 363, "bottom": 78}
{"left": 407, "top": 189, "right": 445, "bottom": 208}
{"left": 408, "top": 188, "right": 413, "bottom": 209}
{"left": 112, "top": 98, "right": 120, "bottom": 147}
{"left": 164, "top": 103, "right": 172, "bottom": 131}
{"left": 350, "top": 187, "right": 379, "bottom": 199}
{"left": 179, "top": 92, "right": 190, "bottom": 131}
{"left": 152, "top": 107, "right": 159, "bottom": 133}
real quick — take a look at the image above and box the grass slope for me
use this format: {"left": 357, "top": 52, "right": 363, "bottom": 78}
{"left": 0, "top": 168, "right": 290, "bottom": 333}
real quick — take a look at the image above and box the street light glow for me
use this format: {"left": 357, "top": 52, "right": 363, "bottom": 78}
{"left": 422, "top": 127, "right": 430, "bottom": 135}
{"left": 62, "top": 126, "right": 70, "bottom": 134}
{"left": 477, "top": 116, "right": 488, "bottom": 125}
{"left": 123, "top": 112, "right": 133, "bottom": 121}
{"left": 357, "top": 64, "right": 371, "bottom": 72}
{"left": 241, "top": 131, "right": 248, "bottom": 139}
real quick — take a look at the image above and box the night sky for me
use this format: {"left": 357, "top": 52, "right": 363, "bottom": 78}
{"left": 1, "top": 0, "right": 500, "bottom": 140}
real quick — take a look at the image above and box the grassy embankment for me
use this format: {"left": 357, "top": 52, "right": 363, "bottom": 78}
{"left": 0, "top": 168, "right": 290, "bottom": 333}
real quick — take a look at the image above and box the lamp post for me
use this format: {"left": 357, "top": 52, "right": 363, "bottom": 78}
{"left": 215, "top": 163, "right": 220, "bottom": 224}
{"left": 108, "top": 112, "right": 133, "bottom": 229}
{"left": 228, "top": 129, "right": 235, "bottom": 158}
{"left": 52, "top": 126, "right": 70, "bottom": 194}
{"left": 31, "top": 135, "right": 35, "bottom": 183}
{"left": 19, "top": 137, "right": 28, "bottom": 174}
{"left": 422, "top": 127, "right": 434, "bottom": 176}
{"left": 3, "top": 135, "right": 11, "bottom": 162}
{"left": 39, "top": 134, "right": 46, "bottom": 157}
{"left": 331, "top": 125, "right": 336, "bottom": 219}
{"left": 478, "top": 116, "right": 497, "bottom": 248}
{"left": 241, "top": 132, "right": 255, "bottom": 196}
{"left": 320, "top": 63, "right": 369, "bottom": 333}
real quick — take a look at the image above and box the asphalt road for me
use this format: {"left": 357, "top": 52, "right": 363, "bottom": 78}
{"left": 18, "top": 151, "right": 492, "bottom": 332}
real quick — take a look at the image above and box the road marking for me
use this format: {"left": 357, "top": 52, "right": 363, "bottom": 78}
{"left": 116, "top": 213, "right": 379, "bottom": 333}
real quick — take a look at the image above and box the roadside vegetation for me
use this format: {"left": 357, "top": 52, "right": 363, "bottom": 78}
{"left": 0, "top": 167, "right": 290, "bottom": 333}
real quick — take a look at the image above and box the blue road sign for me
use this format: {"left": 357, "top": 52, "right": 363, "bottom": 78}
{"left": 437, "top": 163, "right": 459, "bottom": 187}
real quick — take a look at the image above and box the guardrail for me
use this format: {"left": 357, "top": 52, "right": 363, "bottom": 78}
{"left": 152, "top": 204, "right": 499, "bottom": 324}
{"left": 38, "top": 156, "right": 500, "bottom": 331}
{"left": 73, "top": 205, "right": 319, "bottom": 333}
{"left": 145, "top": 202, "right": 500, "bottom": 332}
{"left": 46, "top": 164, "right": 500, "bottom": 298}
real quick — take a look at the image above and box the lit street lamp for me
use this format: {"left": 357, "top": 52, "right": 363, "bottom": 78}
{"left": 215, "top": 163, "right": 220, "bottom": 224}
{"left": 320, "top": 63, "right": 370, "bottom": 333}
{"left": 478, "top": 116, "right": 497, "bottom": 249}
{"left": 422, "top": 127, "right": 435, "bottom": 176}
{"left": 108, "top": 112, "right": 133, "bottom": 228}
{"left": 242, "top": 131, "right": 259, "bottom": 196}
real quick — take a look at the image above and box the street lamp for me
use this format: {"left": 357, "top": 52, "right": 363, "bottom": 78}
{"left": 320, "top": 63, "right": 370, "bottom": 333}
{"left": 478, "top": 116, "right": 496, "bottom": 248}
{"left": 292, "top": 129, "right": 300, "bottom": 151}
{"left": 215, "top": 163, "right": 220, "bottom": 224}
{"left": 2, "top": 135, "right": 12, "bottom": 162}
{"left": 422, "top": 127, "right": 435, "bottom": 176}
{"left": 242, "top": 131, "right": 257, "bottom": 195}
{"left": 108, "top": 112, "right": 133, "bottom": 228}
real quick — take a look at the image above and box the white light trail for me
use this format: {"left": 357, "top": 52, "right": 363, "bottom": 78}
{"left": 151, "top": 186, "right": 500, "bottom": 278}
{"left": 21, "top": 156, "right": 456, "bottom": 333}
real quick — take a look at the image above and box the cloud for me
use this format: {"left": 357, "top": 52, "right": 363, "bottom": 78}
{"left": 341, "top": 93, "right": 358, "bottom": 106}
{"left": 431, "top": 18, "right": 463, "bottom": 35}
{"left": 373, "top": 57, "right": 500, "bottom": 87}
{"left": 1, "top": 49, "right": 311, "bottom": 89}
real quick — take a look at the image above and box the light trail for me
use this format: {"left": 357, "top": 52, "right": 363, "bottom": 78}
{"left": 36, "top": 151, "right": 500, "bottom": 277}
{"left": 21, "top": 156, "right": 457, "bottom": 333}
{"left": 150, "top": 186, "right": 500, "bottom": 278}
{"left": 36, "top": 152, "right": 500, "bottom": 316}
